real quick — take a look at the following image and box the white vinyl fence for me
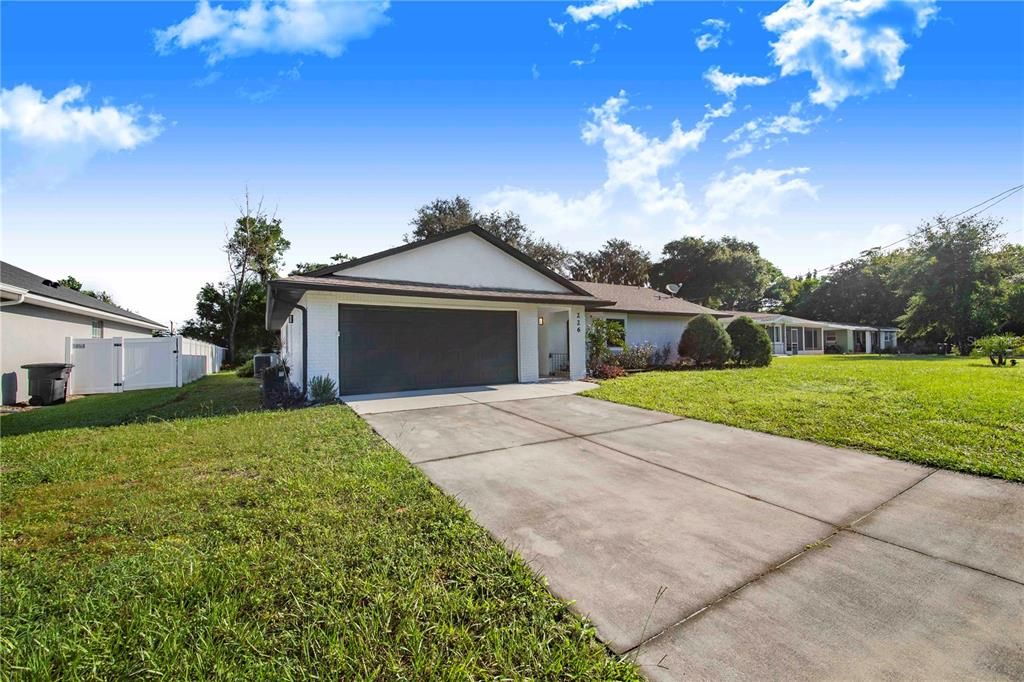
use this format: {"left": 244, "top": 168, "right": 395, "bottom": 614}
{"left": 65, "top": 336, "right": 226, "bottom": 395}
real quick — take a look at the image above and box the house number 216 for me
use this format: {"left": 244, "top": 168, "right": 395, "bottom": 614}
{"left": 576, "top": 312, "right": 582, "bottom": 333}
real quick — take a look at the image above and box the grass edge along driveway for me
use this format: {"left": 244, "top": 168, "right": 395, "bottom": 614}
{"left": 584, "top": 355, "right": 1023, "bottom": 482}
{"left": 1, "top": 374, "right": 639, "bottom": 679}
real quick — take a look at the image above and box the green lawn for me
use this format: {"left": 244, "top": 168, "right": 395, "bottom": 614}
{"left": 585, "top": 355, "right": 1023, "bottom": 482}
{"left": 1, "top": 375, "right": 637, "bottom": 679}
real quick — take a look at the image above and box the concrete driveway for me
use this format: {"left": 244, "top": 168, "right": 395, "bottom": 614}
{"left": 356, "top": 386, "right": 1024, "bottom": 680}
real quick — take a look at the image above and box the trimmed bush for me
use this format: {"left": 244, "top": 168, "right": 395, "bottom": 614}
{"left": 618, "top": 342, "right": 656, "bottom": 370}
{"left": 678, "top": 314, "right": 732, "bottom": 368}
{"left": 727, "top": 316, "right": 773, "bottom": 367}
{"left": 235, "top": 359, "right": 255, "bottom": 377}
{"left": 592, "top": 363, "right": 626, "bottom": 379}
{"left": 309, "top": 375, "right": 338, "bottom": 403}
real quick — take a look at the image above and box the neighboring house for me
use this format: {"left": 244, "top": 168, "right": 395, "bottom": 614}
{"left": 719, "top": 311, "right": 899, "bottom": 355}
{"left": 572, "top": 281, "right": 727, "bottom": 364}
{"left": 1, "top": 261, "right": 166, "bottom": 404}
{"left": 266, "top": 226, "right": 613, "bottom": 396}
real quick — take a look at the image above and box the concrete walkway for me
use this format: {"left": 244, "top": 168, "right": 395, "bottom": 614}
{"left": 357, "top": 389, "right": 1024, "bottom": 680}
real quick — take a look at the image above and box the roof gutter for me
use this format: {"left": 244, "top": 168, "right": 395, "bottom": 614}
{"left": 0, "top": 284, "right": 28, "bottom": 308}
{"left": 13, "top": 292, "right": 166, "bottom": 330}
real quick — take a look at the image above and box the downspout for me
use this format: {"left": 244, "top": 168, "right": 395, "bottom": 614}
{"left": 294, "top": 303, "right": 308, "bottom": 398}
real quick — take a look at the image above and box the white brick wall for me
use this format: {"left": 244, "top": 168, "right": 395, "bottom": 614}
{"left": 293, "top": 291, "right": 578, "bottom": 395}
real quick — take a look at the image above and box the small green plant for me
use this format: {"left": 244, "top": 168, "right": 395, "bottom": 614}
{"left": 309, "top": 374, "right": 338, "bottom": 403}
{"left": 727, "top": 316, "right": 773, "bottom": 367}
{"left": 235, "top": 358, "right": 255, "bottom": 377}
{"left": 585, "top": 318, "right": 625, "bottom": 370}
{"left": 972, "top": 334, "right": 1022, "bottom": 366}
{"left": 678, "top": 314, "right": 732, "bottom": 368}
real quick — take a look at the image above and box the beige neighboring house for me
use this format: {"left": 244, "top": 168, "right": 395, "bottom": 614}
{"left": 720, "top": 311, "right": 899, "bottom": 355}
{"left": 1, "top": 261, "right": 166, "bottom": 404}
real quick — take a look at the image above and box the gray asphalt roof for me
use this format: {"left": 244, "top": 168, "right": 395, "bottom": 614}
{"left": 572, "top": 281, "right": 727, "bottom": 317}
{"left": 1, "top": 261, "right": 165, "bottom": 328}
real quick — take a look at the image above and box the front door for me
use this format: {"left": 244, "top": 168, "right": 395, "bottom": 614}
{"left": 788, "top": 328, "right": 800, "bottom": 354}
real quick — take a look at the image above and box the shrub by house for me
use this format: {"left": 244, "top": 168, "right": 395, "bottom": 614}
{"left": 678, "top": 314, "right": 732, "bottom": 368}
{"left": 727, "top": 316, "right": 773, "bottom": 367}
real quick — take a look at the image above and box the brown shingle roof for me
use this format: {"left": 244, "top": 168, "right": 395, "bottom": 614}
{"left": 571, "top": 281, "right": 727, "bottom": 317}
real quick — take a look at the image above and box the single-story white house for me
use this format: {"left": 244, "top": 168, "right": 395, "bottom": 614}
{"left": 1, "top": 261, "right": 167, "bottom": 404}
{"left": 719, "top": 311, "right": 899, "bottom": 355}
{"left": 572, "top": 281, "right": 727, "bottom": 365}
{"left": 266, "top": 226, "right": 618, "bottom": 396}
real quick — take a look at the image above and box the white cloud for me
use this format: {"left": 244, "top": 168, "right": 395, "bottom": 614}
{"left": 695, "top": 17, "right": 729, "bottom": 51}
{"left": 0, "top": 84, "right": 162, "bottom": 150}
{"left": 703, "top": 65, "right": 773, "bottom": 99}
{"left": 279, "top": 60, "right": 302, "bottom": 80}
{"left": 566, "top": 0, "right": 652, "bottom": 23}
{"left": 724, "top": 113, "right": 822, "bottom": 158}
{"left": 763, "top": 0, "right": 938, "bottom": 108}
{"left": 548, "top": 17, "right": 566, "bottom": 35}
{"left": 155, "top": 0, "right": 390, "bottom": 64}
{"left": 192, "top": 71, "right": 223, "bottom": 87}
{"left": 0, "top": 84, "right": 164, "bottom": 186}
{"left": 531, "top": 64, "right": 541, "bottom": 79}
{"left": 483, "top": 91, "right": 737, "bottom": 243}
{"left": 615, "top": 21, "right": 632, "bottom": 30}
{"left": 703, "top": 168, "right": 818, "bottom": 226}
{"left": 586, "top": 22, "right": 600, "bottom": 31}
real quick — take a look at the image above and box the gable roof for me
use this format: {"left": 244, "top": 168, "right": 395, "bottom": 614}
{"left": 1, "top": 261, "right": 165, "bottom": 329}
{"left": 573, "top": 281, "right": 727, "bottom": 317}
{"left": 304, "top": 225, "right": 594, "bottom": 297}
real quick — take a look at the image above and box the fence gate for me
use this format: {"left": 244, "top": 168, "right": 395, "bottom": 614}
{"left": 67, "top": 337, "right": 123, "bottom": 394}
{"left": 67, "top": 335, "right": 223, "bottom": 396}
{"left": 122, "top": 337, "right": 180, "bottom": 391}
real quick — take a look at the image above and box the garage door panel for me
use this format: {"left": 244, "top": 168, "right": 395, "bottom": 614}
{"left": 338, "top": 305, "right": 518, "bottom": 395}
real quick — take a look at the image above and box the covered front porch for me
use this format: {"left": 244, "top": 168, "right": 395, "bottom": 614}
{"left": 763, "top": 321, "right": 827, "bottom": 356}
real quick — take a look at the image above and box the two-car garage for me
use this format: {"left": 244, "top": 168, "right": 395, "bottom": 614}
{"left": 266, "top": 226, "right": 603, "bottom": 397}
{"left": 337, "top": 304, "right": 518, "bottom": 395}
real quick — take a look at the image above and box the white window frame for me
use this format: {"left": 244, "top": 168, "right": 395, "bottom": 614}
{"left": 91, "top": 319, "right": 104, "bottom": 338}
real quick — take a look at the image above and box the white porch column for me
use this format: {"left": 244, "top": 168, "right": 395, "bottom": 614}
{"left": 866, "top": 331, "right": 873, "bottom": 354}
{"left": 569, "top": 307, "right": 587, "bottom": 380}
{"left": 847, "top": 329, "right": 854, "bottom": 353}
{"left": 519, "top": 306, "right": 540, "bottom": 383}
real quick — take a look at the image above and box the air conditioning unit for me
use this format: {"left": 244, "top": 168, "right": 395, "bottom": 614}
{"left": 252, "top": 353, "right": 280, "bottom": 376}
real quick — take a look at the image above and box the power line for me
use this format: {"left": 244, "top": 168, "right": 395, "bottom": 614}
{"left": 808, "top": 183, "right": 1024, "bottom": 276}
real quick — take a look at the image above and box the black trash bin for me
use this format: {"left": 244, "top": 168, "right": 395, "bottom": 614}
{"left": 22, "top": 363, "right": 74, "bottom": 406}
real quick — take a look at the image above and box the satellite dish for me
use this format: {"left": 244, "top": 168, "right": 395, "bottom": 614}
{"left": 666, "top": 283, "right": 680, "bottom": 295}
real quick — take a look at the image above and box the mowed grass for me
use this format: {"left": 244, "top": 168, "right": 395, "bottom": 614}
{"left": 1, "top": 375, "right": 637, "bottom": 679}
{"left": 585, "top": 355, "right": 1023, "bottom": 482}
{"left": 1, "top": 372, "right": 263, "bottom": 436}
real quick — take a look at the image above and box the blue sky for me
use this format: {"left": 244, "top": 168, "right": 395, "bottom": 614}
{"left": 2, "top": 0, "right": 1022, "bottom": 326}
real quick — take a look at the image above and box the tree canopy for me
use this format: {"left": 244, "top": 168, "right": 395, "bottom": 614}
{"left": 898, "top": 215, "right": 1006, "bottom": 353}
{"left": 406, "top": 196, "right": 570, "bottom": 272}
{"left": 569, "top": 239, "right": 651, "bottom": 286}
{"left": 57, "top": 275, "right": 118, "bottom": 306}
{"left": 650, "top": 236, "right": 781, "bottom": 310}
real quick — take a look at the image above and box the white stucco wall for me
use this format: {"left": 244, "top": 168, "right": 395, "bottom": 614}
{"left": 290, "top": 292, "right": 587, "bottom": 396}
{"left": 1, "top": 303, "right": 153, "bottom": 404}
{"left": 339, "top": 232, "right": 571, "bottom": 293}
{"left": 588, "top": 311, "right": 691, "bottom": 363}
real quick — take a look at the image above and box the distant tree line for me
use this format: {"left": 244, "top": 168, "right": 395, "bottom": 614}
{"left": 181, "top": 191, "right": 1023, "bottom": 362}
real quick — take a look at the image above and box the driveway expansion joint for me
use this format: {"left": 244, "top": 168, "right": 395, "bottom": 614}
{"left": 624, "top": 465, "right": 1013, "bottom": 658}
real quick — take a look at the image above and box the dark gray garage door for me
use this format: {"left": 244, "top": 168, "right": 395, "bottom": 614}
{"left": 338, "top": 304, "right": 518, "bottom": 395}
